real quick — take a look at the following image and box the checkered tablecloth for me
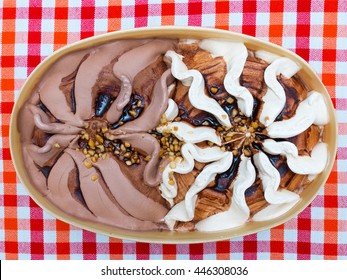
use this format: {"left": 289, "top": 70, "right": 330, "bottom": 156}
{"left": 0, "top": 0, "right": 346, "bottom": 260}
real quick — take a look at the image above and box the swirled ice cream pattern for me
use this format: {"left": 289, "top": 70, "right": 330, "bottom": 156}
{"left": 20, "top": 38, "right": 330, "bottom": 232}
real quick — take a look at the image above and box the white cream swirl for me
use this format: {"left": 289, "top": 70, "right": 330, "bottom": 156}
{"left": 199, "top": 39, "right": 253, "bottom": 117}
{"left": 195, "top": 156, "right": 256, "bottom": 231}
{"left": 164, "top": 150, "right": 233, "bottom": 229}
{"left": 164, "top": 98, "right": 179, "bottom": 121}
{"left": 259, "top": 57, "right": 301, "bottom": 126}
{"left": 156, "top": 121, "right": 221, "bottom": 145}
{"left": 160, "top": 144, "right": 229, "bottom": 207}
{"left": 253, "top": 151, "right": 300, "bottom": 204}
{"left": 266, "top": 91, "right": 329, "bottom": 138}
{"left": 164, "top": 50, "right": 230, "bottom": 127}
{"left": 262, "top": 139, "right": 328, "bottom": 175}
{"left": 159, "top": 98, "right": 226, "bottom": 206}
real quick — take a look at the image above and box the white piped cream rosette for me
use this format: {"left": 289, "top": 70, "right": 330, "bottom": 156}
{"left": 158, "top": 40, "right": 330, "bottom": 231}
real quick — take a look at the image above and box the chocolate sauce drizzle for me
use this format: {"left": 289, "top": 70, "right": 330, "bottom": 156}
{"left": 244, "top": 184, "right": 258, "bottom": 197}
{"left": 111, "top": 93, "right": 144, "bottom": 129}
{"left": 181, "top": 99, "right": 238, "bottom": 128}
{"left": 37, "top": 101, "right": 61, "bottom": 123}
{"left": 275, "top": 78, "right": 302, "bottom": 122}
{"left": 34, "top": 150, "right": 65, "bottom": 184}
{"left": 68, "top": 160, "right": 94, "bottom": 214}
{"left": 34, "top": 164, "right": 52, "bottom": 180}
{"left": 212, "top": 154, "right": 241, "bottom": 192}
{"left": 70, "top": 82, "right": 77, "bottom": 114}
{"left": 95, "top": 94, "right": 114, "bottom": 117}
{"left": 61, "top": 53, "right": 90, "bottom": 115}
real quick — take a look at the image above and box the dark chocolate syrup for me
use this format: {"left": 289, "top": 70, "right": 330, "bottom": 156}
{"left": 212, "top": 154, "right": 241, "bottom": 192}
{"left": 70, "top": 81, "right": 77, "bottom": 114}
{"left": 244, "top": 184, "right": 258, "bottom": 197}
{"left": 71, "top": 161, "right": 87, "bottom": 207}
{"left": 95, "top": 93, "right": 113, "bottom": 117}
{"left": 222, "top": 102, "right": 237, "bottom": 117}
{"left": 191, "top": 113, "right": 220, "bottom": 127}
{"left": 251, "top": 97, "right": 261, "bottom": 121}
{"left": 37, "top": 101, "right": 50, "bottom": 114}
{"left": 266, "top": 154, "right": 281, "bottom": 167}
{"left": 275, "top": 78, "right": 300, "bottom": 122}
{"left": 34, "top": 150, "right": 64, "bottom": 183}
{"left": 35, "top": 164, "right": 52, "bottom": 179}
{"left": 251, "top": 141, "right": 263, "bottom": 151}
{"left": 255, "top": 133, "right": 267, "bottom": 141}
{"left": 37, "top": 101, "right": 61, "bottom": 122}
{"left": 110, "top": 93, "right": 144, "bottom": 129}
{"left": 276, "top": 161, "right": 291, "bottom": 177}
{"left": 188, "top": 101, "right": 237, "bottom": 128}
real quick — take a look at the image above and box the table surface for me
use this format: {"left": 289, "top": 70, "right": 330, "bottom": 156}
{"left": 0, "top": 0, "right": 346, "bottom": 260}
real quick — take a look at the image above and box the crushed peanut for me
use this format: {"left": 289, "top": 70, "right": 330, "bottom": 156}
{"left": 78, "top": 121, "right": 146, "bottom": 167}
{"left": 226, "top": 97, "right": 234, "bottom": 104}
{"left": 214, "top": 108, "right": 266, "bottom": 157}
{"left": 84, "top": 161, "right": 92, "bottom": 168}
{"left": 91, "top": 174, "right": 98, "bottom": 181}
{"left": 149, "top": 115, "right": 184, "bottom": 160}
{"left": 209, "top": 86, "right": 219, "bottom": 94}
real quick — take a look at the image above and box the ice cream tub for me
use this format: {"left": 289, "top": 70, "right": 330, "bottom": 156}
{"left": 10, "top": 26, "right": 337, "bottom": 243}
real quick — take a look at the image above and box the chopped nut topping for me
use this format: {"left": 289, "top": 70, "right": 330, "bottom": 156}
{"left": 91, "top": 156, "right": 98, "bottom": 163}
{"left": 96, "top": 134, "right": 104, "bottom": 144}
{"left": 209, "top": 86, "right": 219, "bottom": 94}
{"left": 226, "top": 97, "right": 234, "bottom": 104}
{"left": 78, "top": 120, "right": 146, "bottom": 167}
{"left": 84, "top": 161, "right": 92, "bottom": 168}
{"left": 210, "top": 107, "right": 267, "bottom": 157}
{"left": 91, "top": 174, "right": 98, "bottom": 181}
{"left": 88, "top": 139, "right": 95, "bottom": 149}
{"left": 149, "top": 123, "right": 184, "bottom": 160}
{"left": 160, "top": 114, "right": 167, "bottom": 125}
{"left": 129, "top": 110, "right": 137, "bottom": 117}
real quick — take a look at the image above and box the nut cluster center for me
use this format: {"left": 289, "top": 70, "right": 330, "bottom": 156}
{"left": 217, "top": 109, "right": 266, "bottom": 157}
{"left": 77, "top": 120, "right": 143, "bottom": 167}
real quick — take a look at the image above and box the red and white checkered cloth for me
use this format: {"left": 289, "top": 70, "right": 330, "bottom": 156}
{"left": 0, "top": 0, "right": 346, "bottom": 260}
